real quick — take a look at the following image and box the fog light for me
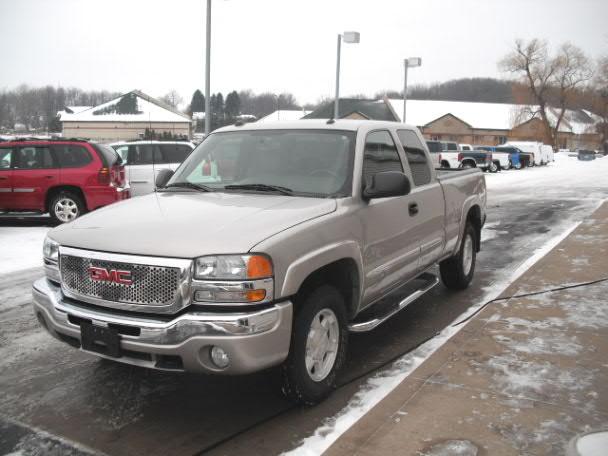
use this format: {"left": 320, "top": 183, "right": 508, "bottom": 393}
{"left": 210, "top": 346, "right": 230, "bottom": 369}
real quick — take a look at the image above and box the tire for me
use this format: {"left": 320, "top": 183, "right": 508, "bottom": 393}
{"left": 282, "top": 285, "right": 348, "bottom": 405}
{"left": 49, "top": 191, "right": 86, "bottom": 224}
{"left": 461, "top": 161, "right": 475, "bottom": 169}
{"left": 488, "top": 161, "right": 499, "bottom": 173}
{"left": 440, "top": 223, "right": 477, "bottom": 290}
{"left": 506, "top": 160, "right": 512, "bottom": 170}
{"left": 514, "top": 161, "right": 522, "bottom": 170}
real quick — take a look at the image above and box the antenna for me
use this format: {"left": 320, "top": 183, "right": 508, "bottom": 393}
{"left": 149, "top": 95, "right": 157, "bottom": 192}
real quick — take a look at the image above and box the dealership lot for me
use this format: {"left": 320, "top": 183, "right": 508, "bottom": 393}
{"left": 1, "top": 154, "right": 607, "bottom": 455}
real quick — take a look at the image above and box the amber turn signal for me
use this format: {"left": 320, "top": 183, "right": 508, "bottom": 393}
{"left": 246, "top": 255, "right": 273, "bottom": 279}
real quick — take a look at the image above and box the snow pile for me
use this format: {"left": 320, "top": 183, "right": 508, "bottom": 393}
{"left": 0, "top": 226, "right": 49, "bottom": 275}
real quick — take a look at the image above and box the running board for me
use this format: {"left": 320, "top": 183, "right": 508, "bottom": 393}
{"left": 348, "top": 272, "right": 440, "bottom": 333}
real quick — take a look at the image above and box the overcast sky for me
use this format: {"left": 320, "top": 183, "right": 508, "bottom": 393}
{"left": 1, "top": 0, "right": 606, "bottom": 106}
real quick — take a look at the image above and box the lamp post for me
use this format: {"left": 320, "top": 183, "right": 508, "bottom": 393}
{"left": 402, "top": 57, "right": 421, "bottom": 123}
{"left": 204, "top": 0, "right": 212, "bottom": 136}
{"left": 334, "top": 31, "right": 360, "bottom": 119}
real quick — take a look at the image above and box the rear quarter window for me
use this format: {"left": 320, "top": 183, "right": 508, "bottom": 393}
{"left": 52, "top": 145, "right": 92, "bottom": 168}
{"left": 0, "top": 148, "right": 12, "bottom": 169}
{"left": 91, "top": 143, "right": 122, "bottom": 166}
{"left": 398, "top": 130, "right": 431, "bottom": 187}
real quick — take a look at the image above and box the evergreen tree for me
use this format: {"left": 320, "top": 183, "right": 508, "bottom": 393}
{"left": 116, "top": 93, "right": 140, "bottom": 114}
{"left": 210, "top": 92, "right": 225, "bottom": 130}
{"left": 189, "top": 89, "right": 205, "bottom": 114}
{"left": 224, "top": 91, "right": 241, "bottom": 120}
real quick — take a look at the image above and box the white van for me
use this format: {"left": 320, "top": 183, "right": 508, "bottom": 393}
{"left": 505, "top": 141, "right": 544, "bottom": 166}
{"left": 110, "top": 141, "right": 195, "bottom": 196}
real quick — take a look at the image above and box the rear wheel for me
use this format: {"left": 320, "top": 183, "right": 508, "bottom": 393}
{"left": 49, "top": 191, "right": 85, "bottom": 224}
{"left": 488, "top": 161, "right": 499, "bottom": 173}
{"left": 514, "top": 161, "right": 522, "bottom": 170}
{"left": 461, "top": 161, "right": 475, "bottom": 169}
{"left": 282, "top": 285, "right": 348, "bottom": 405}
{"left": 506, "top": 160, "right": 513, "bottom": 170}
{"left": 440, "top": 223, "right": 477, "bottom": 290}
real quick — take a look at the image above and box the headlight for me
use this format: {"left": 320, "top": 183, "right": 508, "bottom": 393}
{"left": 194, "top": 254, "right": 272, "bottom": 280}
{"left": 43, "top": 237, "right": 59, "bottom": 263}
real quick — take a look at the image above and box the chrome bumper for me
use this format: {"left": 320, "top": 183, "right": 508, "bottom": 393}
{"left": 32, "top": 278, "right": 293, "bottom": 374}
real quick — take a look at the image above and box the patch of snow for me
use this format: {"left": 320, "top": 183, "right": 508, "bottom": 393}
{"left": 0, "top": 226, "right": 49, "bottom": 275}
{"left": 420, "top": 439, "right": 479, "bottom": 456}
{"left": 492, "top": 333, "right": 583, "bottom": 357}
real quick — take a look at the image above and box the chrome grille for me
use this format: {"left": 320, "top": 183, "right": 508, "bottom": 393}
{"left": 60, "top": 254, "right": 180, "bottom": 306}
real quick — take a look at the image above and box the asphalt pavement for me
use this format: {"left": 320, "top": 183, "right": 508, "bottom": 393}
{"left": 1, "top": 165, "right": 607, "bottom": 456}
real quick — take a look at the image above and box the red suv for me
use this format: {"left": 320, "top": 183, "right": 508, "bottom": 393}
{"left": 0, "top": 139, "right": 130, "bottom": 223}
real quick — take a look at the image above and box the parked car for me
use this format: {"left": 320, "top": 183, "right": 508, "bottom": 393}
{"left": 34, "top": 120, "right": 486, "bottom": 404}
{"left": 437, "top": 141, "right": 462, "bottom": 168}
{"left": 505, "top": 141, "right": 546, "bottom": 166}
{"left": 577, "top": 149, "right": 596, "bottom": 161}
{"left": 477, "top": 146, "right": 519, "bottom": 170}
{"left": 426, "top": 140, "right": 460, "bottom": 168}
{"left": 541, "top": 144, "right": 554, "bottom": 163}
{"left": 110, "top": 141, "right": 195, "bottom": 196}
{"left": 0, "top": 139, "right": 129, "bottom": 223}
{"left": 459, "top": 150, "right": 498, "bottom": 172}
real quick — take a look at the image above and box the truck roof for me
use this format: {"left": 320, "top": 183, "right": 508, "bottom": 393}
{"left": 214, "top": 119, "right": 414, "bottom": 133}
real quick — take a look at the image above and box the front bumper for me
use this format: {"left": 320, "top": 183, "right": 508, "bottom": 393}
{"left": 32, "top": 278, "right": 293, "bottom": 374}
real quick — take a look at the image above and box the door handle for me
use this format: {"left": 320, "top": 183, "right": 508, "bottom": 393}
{"left": 45, "top": 175, "right": 54, "bottom": 179}
{"left": 408, "top": 202, "right": 419, "bottom": 216}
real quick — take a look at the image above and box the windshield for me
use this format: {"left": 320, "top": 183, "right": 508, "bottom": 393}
{"left": 168, "top": 129, "right": 356, "bottom": 197}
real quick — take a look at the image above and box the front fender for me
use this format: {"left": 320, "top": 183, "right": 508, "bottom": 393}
{"left": 280, "top": 240, "right": 363, "bottom": 298}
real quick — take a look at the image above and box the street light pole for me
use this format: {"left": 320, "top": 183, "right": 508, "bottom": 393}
{"left": 204, "top": 0, "right": 212, "bottom": 136}
{"left": 402, "top": 57, "right": 422, "bottom": 124}
{"left": 402, "top": 59, "right": 408, "bottom": 124}
{"left": 333, "top": 31, "right": 360, "bottom": 120}
{"left": 334, "top": 34, "right": 342, "bottom": 119}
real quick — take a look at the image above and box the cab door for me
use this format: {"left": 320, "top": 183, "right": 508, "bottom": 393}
{"left": 12, "top": 146, "right": 59, "bottom": 211}
{"left": 359, "top": 130, "right": 421, "bottom": 307}
{"left": 396, "top": 129, "right": 446, "bottom": 270}
{"left": 0, "top": 147, "right": 13, "bottom": 209}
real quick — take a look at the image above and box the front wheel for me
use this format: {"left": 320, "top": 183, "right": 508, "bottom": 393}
{"left": 506, "top": 160, "right": 513, "bottom": 170}
{"left": 488, "top": 161, "right": 499, "bottom": 173}
{"left": 282, "top": 285, "right": 348, "bottom": 405}
{"left": 514, "top": 161, "right": 522, "bottom": 170}
{"left": 440, "top": 223, "right": 477, "bottom": 290}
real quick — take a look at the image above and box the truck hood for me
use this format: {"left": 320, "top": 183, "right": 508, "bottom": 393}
{"left": 50, "top": 192, "right": 336, "bottom": 258}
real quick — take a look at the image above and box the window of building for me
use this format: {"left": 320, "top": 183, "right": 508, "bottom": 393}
{"left": 397, "top": 130, "right": 431, "bottom": 186}
{"left": 362, "top": 131, "right": 403, "bottom": 186}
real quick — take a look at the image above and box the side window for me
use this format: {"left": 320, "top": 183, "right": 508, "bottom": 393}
{"left": 0, "top": 148, "right": 12, "bottom": 169}
{"left": 362, "top": 131, "right": 403, "bottom": 185}
{"left": 160, "top": 144, "right": 192, "bottom": 164}
{"left": 14, "top": 147, "right": 54, "bottom": 169}
{"left": 129, "top": 145, "right": 162, "bottom": 165}
{"left": 52, "top": 145, "right": 92, "bottom": 168}
{"left": 397, "top": 130, "right": 432, "bottom": 187}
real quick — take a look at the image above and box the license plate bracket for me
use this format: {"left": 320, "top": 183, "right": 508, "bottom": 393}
{"left": 80, "top": 322, "right": 121, "bottom": 358}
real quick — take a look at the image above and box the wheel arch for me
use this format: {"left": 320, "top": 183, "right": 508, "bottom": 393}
{"left": 45, "top": 185, "right": 87, "bottom": 213}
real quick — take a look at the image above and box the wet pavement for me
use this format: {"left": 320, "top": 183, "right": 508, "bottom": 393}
{"left": 1, "top": 167, "right": 607, "bottom": 456}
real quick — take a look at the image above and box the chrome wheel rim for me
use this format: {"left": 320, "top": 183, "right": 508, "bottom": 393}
{"left": 305, "top": 308, "right": 339, "bottom": 382}
{"left": 462, "top": 234, "right": 474, "bottom": 276}
{"left": 54, "top": 198, "right": 79, "bottom": 222}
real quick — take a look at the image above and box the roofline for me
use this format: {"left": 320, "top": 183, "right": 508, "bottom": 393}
{"left": 423, "top": 112, "right": 473, "bottom": 129}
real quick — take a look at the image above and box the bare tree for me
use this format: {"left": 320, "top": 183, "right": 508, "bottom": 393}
{"left": 160, "top": 90, "right": 183, "bottom": 108}
{"left": 499, "top": 39, "right": 593, "bottom": 146}
{"left": 593, "top": 55, "right": 608, "bottom": 152}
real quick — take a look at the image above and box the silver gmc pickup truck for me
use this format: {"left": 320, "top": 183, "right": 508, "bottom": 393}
{"left": 33, "top": 120, "right": 486, "bottom": 404}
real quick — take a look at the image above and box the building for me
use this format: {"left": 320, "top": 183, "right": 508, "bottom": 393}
{"left": 305, "top": 98, "right": 601, "bottom": 149}
{"left": 59, "top": 90, "right": 192, "bottom": 142}
{"left": 258, "top": 109, "right": 311, "bottom": 122}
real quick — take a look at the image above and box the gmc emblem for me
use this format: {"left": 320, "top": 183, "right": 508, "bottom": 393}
{"left": 88, "top": 266, "right": 133, "bottom": 285}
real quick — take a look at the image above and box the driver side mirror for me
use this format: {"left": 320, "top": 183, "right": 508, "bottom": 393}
{"left": 155, "top": 169, "right": 174, "bottom": 188}
{"left": 363, "top": 171, "right": 411, "bottom": 200}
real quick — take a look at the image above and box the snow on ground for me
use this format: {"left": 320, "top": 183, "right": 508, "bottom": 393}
{"left": 0, "top": 225, "right": 49, "bottom": 275}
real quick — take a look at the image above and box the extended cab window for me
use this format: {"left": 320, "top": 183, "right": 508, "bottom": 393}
{"left": 362, "top": 131, "right": 403, "bottom": 186}
{"left": 160, "top": 144, "right": 192, "bottom": 164}
{"left": 0, "top": 148, "right": 12, "bottom": 169}
{"left": 13, "top": 147, "right": 54, "bottom": 169}
{"left": 397, "top": 130, "right": 431, "bottom": 186}
{"left": 52, "top": 145, "right": 92, "bottom": 168}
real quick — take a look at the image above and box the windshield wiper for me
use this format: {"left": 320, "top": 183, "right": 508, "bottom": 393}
{"left": 161, "top": 182, "right": 213, "bottom": 192}
{"left": 224, "top": 183, "right": 294, "bottom": 195}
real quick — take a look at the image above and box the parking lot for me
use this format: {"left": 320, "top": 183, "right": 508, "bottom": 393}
{"left": 1, "top": 153, "right": 607, "bottom": 455}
